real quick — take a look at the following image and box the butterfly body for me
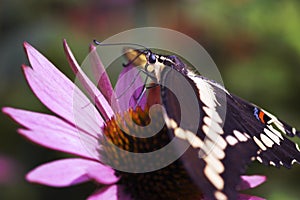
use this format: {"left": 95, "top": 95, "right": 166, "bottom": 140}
{"left": 124, "top": 48, "right": 300, "bottom": 200}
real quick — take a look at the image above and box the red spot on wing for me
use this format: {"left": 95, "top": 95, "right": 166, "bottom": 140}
{"left": 259, "top": 111, "right": 265, "bottom": 124}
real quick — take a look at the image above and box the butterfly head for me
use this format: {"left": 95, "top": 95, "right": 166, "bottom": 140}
{"left": 123, "top": 47, "right": 189, "bottom": 84}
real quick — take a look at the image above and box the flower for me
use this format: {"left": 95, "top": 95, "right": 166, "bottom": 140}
{"left": 3, "top": 40, "right": 266, "bottom": 199}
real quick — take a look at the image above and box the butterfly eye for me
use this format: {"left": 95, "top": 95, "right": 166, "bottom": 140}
{"left": 148, "top": 53, "right": 156, "bottom": 64}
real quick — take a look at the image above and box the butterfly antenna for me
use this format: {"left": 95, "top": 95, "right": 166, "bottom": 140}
{"left": 93, "top": 39, "right": 152, "bottom": 67}
{"left": 93, "top": 39, "right": 151, "bottom": 52}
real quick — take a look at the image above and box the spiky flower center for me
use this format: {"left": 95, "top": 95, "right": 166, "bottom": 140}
{"left": 100, "top": 107, "right": 202, "bottom": 200}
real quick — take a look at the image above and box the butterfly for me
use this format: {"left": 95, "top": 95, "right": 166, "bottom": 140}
{"left": 123, "top": 47, "right": 300, "bottom": 200}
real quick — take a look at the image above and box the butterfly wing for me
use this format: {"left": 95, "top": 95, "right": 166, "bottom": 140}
{"left": 160, "top": 67, "right": 300, "bottom": 199}
{"left": 230, "top": 93, "right": 300, "bottom": 168}
{"left": 122, "top": 48, "right": 300, "bottom": 199}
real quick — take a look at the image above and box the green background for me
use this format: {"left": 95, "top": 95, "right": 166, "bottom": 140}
{"left": 1, "top": 0, "right": 300, "bottom": 199}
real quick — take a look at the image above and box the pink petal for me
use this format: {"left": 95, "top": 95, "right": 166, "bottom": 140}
{"left": 23, "top": 42, "right": 103, "bottom": 138}
{"left": 3, "top": 107, "right": 99, "bottom": 160}
{"left": 114, "top": 64, "right": 147, "bottom": 112}
{"left": 63, "top": 40, "right": 114, "bottom": 121}
{"left": 86, "top": 164, "right": 119, "bottom": 185}
{"left": 26, "top": 158, "right": 111, "bottom": 187}
{"left": 238, "top": 194, "right": 266, "bottom": 200}
{"left": 88, "top": 185, "right": 132, "bottom": 200}
{"left": 88, "top": 186, "right": 118, "bottom": 200}
{"left": 89, "top": 44, "right": 115, "bottom": 105}
{"left": 238, "top": 175, "right": 267, "bottom": 190}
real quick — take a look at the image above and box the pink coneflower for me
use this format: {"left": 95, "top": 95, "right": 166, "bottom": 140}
{"left": 3, "top": 40, "right": 266, "bottom": 199}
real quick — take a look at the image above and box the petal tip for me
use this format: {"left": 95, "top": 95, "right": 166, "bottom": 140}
{"left": 2, "top": 107, "right": 17, "bottom": 117}
{"left": 2, "top": 107, "right": 9, "bottom": 114}
{"left": 23, "top": 42, "right": 34, "bottom": 55}
{"left": 25, "top": 170, "right": 38, "bottom": 184}
{"left": 62, "top": 39, "right": 74, "bottom": 62}
{"left": 239, "top": 175, "right": 267, "bottom": 191}
{"left": 25, "top": 171, "right": 43, "bottom": 186}
{"left": 62, "top": 39, "right": 68, "bottom": 48}
{"left": 25, "top": 172, "right": 32, "bottom": 181}
{"left": 21, "top": 64, "right": 31, "bottom": 72}
{"left": 63, "top": 39, "right": 69, "bottom": 52}
{"left": 23, "top": 41, "right": 30, "bottom": 49}
{"left": 89, "top": 44, "right": 96, "bottom": 51}
{"left": 17, "top": 128, "right": 28, "bottom": 137}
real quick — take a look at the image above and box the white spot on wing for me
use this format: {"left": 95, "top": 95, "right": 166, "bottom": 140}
{"left": 203, "top": 106, "right": 222, "bottom": 124}
{"left": 253, "top": 136, "right": 267, "bottom": 151}
{"left": 256, "top": 156, "right": 263, "bottom": 163}
{"left": 260, "top": 133, "right": 274, "bottom": 148}
{"left": 192, "top": 78, "right": 219, "bottom": 108}
{"left": 269, "top": 161, "right": 276, "bottom": 166}
{"left": 202, "top": 124, "right": 210, "bottom": 135}
{"left": 215, "top": 136, "right": 228, "bottom": 150}
{"left": 214, "top": 191, "right": 228, "bottom": 200}
{"left": 233, "top": 130, "right": 248, "bottom": 142}
{"left": 225, "top": 135, "right": 238, "bottom": 146}
{"left": 204, "top": 154, "right": 224, "bottom": 173}
{"left": 202, "top": 125, "right": 218, "bottom": 137}
{"left": 203, "top": 116, "right": 224, "bottom": 134}
{"left": 279, "top": 161, "right": 283, "bottom": 166}
{"left": 296, "top": 144, "right": 300, "bottom": 152}
{"left": 266, "top": 125, "right": 284, "bottom": 140}
{"left": 202, "top": 125, "right": 227, "bottom": 150}
{"left": 174, "top": 128, "right": 204, "bottom": 149}
{"left": 292, "top": 127, "right": 297, "bottom": 135}
{"left": 257, "top": 150, "right": 262, "bottom": 155}
{"left": 243, "top": 132, "right": 251, "bottom": 139}
{"left": 186, "top": 130, "right": 204, "bottom": 149}
{"left": 262, "top": 109, "right": 286, "bottom": 134}
{"left": 264, "top": 128, "right": 281, "bottom": 145}
{"left": 274, "top": 121, "right": 286, "bottom": 134}
{"left": 204, "top": 165, "right": 224, "bottom": 190}
{"left": 205, "top": 139, "right": 225, "bottom": 160}
{"left": 174, "top": 128, "right": 186, "bottom": 140}
{"left": 164, "top": 116, "right": 178, "bottom": 129}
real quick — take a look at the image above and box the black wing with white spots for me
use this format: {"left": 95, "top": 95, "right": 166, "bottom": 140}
{"left": 230, "top": 94, "right": 300, "bottom": 168}
{"left": 157, "top": 55, "right": 300, "bottom": 200}
{"left": 161, "top": 69, "right": 300, "bottom": 199}
{"left": 123, "top": 48, "right": 300, "bottom": 200}
{"left": 161, "top": 67, "right": 258, "bottom": 199}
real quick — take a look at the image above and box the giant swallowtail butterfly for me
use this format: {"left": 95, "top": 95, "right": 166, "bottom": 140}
{"left": 123, "top": 47, "right": 300, "bottom": 200}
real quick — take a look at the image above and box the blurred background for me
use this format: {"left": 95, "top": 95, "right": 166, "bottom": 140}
{"left": 1, "top": 0, "right": 300, "bottom": 199}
